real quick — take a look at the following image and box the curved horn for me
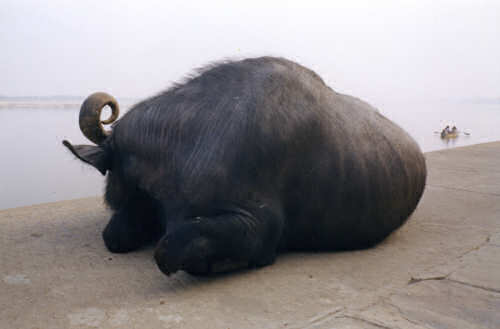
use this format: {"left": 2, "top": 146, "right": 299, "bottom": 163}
{"left": 79, "top": 92, "right": 120, "bottom": 145}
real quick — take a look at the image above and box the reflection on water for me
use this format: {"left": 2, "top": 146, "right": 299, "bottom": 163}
{"left": 439, "top": 134, "right": 469, "bottom": 147}
{"left": 0, "top": 101, "right": 498, "bottom": 209}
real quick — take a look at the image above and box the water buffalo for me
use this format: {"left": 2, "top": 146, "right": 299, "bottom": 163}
{"left": 63, "top": 57, "right": 426, "bottom": 276}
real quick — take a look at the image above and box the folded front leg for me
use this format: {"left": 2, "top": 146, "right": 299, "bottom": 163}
{"left": 102, "top": 195, "right": 164, "bottom": 253}
{"left": 154, "top": 204, "right": 284, "bottom": 275}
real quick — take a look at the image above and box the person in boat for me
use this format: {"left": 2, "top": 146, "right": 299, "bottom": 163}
{"left": 441, "top": 125, "right": 451, "bottom": 138}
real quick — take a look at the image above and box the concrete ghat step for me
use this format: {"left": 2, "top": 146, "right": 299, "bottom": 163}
{"left": 1, "top": 141, "right": 499, "bottom": 329}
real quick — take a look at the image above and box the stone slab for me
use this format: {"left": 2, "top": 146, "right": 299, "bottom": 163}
{"left": 1, "top": 142, "right": 500, "bottom": 328}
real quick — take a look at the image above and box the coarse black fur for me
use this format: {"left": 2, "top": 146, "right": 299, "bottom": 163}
{"left": 64, "top": 57, "right": 427, "bottom": 276}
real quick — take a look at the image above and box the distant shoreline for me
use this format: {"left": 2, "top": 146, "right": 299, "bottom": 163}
{"left": 0, "top": 99, "right": 138, "bottom": 109}
{"left": 0, "top": 101, "right": 82, "bottom": 109}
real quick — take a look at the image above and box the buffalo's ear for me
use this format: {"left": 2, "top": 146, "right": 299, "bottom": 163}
{"left": 62, "top": 140, "right": 110, "bottom": 175}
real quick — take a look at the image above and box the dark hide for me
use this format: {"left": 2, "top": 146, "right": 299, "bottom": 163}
{"left": 64, "top": 57, "right": 427, "bottom": 276}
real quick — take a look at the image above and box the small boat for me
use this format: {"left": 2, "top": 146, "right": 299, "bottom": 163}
{"left": 440, "top": 126, "right": 459, "bottom": 139}
{"left": 440, "top": 130, "right": 458, "bottom": 139}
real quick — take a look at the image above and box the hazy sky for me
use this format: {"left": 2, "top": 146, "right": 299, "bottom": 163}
{"left": 1, "top": 0, "right": 499, "bottom": 103}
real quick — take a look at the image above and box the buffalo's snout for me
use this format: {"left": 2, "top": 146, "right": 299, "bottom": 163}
{"left": 154, "top": 223, "right": 216, "bottom": 276}
{"left": 154, "top": 236, "right": 178, "bottom": 276}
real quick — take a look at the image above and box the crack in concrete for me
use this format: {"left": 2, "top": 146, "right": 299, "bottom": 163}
{"left": 409, "top": 233, "right": 493, "bottom": 286}
{"left": 305, "top": 307, "right": 344, "bottom": 327}
{"left": 456, "top": 234, "right": 491, "bottom": 259}
{"left": 426, "top": 184, "right": 500, "bottom": 197}
{"left": 408, "top": 234, "right": 495, "bottom": 287}
{"left": 283, "top": 307, "right": 345, "bottom": 329}
{"left": 346, "top": 295, "right": 393, "bottom": 314}
{"left": 447, "top": 279, "right": 500, "bottom": 294}
{"left": 383, "top": 301, "right": 429, "bottom": 328}
{"left": 407, "top": 273, "right": 500, "bottom": 294}
{"left": 335, "top": 315, "right": 395, "bottom": 329}
{"left": 408, "top": 274, "right": 449, "bottom": 285}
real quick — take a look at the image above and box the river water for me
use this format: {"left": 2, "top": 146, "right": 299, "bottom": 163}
{"left": 0, "top": 101, "right": 498, "bottom": 209}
